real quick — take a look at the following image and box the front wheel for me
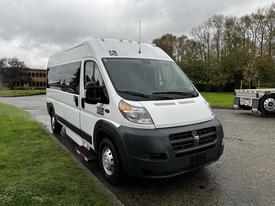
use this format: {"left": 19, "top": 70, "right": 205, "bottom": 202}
{"left": 259, "top": 94, "right": 275, "bottom": 115}
{"left": 99, "top": 138, "right": 122, "bottom": 185}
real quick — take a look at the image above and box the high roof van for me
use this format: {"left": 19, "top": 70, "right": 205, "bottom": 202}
{"left": 46, "top": 39, "right": 224, "bottom": 184}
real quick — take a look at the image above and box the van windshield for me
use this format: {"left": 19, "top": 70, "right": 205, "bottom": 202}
{"left": 102, "top": 58, "right": 198, "bottom": 101}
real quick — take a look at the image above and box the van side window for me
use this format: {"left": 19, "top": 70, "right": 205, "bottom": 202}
{"left": 94, "top": 64, "right": 104, "bottom": 86}
{"left": 84, "top": 61, "right": 104, "bottom": 87}
{"left": 84, "top": 61, "right": 94, "bottom": 86}
{"left": 47, "top": 61, "right": 81, "bottom": 94}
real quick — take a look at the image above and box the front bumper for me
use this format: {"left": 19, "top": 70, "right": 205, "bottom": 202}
{"left": 118, "top": 118, "right": 224, "bottom": 178}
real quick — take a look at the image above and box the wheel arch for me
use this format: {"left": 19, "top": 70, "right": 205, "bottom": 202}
{"left": 93, "top": 120, "right": 124, "bottom": 153}
{"left": 93, "top": 120, "right": 132, "bottom": 174}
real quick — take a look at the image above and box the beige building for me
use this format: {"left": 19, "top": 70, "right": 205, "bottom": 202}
{"left": 16, "top": 68, "right": 47, "bottom": 88}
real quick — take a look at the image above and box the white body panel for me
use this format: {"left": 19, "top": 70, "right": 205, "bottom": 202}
{"left": 65, "top": 128, "right": 83, "bottom": 146}
{"left": 47, "top": 89, "right": 80, "bottom": 130}
{"left": 46, "top": 38, "right": 214, "bottom": 150}
{"left": 140, "top": 96, "right": 213, "bottom": 128}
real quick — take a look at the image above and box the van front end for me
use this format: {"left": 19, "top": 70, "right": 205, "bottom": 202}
{"left": 117, "top": 118, "right": 224, "bottom": 178}
{"left": 102, "top": 57, "right": 224, "bottom": 179}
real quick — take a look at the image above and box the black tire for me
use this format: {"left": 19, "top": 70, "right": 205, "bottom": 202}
{"left": 259, "top": 94, "right": 275, "bottom": 115}
{"left": 99, "top": 138, "right": 122, "bottom": 185}
{"left": 50, "top": 111, "right": 62, "bottom": 134}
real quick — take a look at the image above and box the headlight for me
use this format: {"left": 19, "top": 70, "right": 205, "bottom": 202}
{"left": 118, "top": 100, "right": 153, "bottom": 125}
{"left": 204, "top": 100, "right": 214, "bottom": 116}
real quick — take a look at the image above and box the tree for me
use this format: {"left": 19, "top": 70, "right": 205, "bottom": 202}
{"left": 152, "top": 3, "right": 275, "bottom": 91}
{"left": 265, "top": 3, "right": 275, "bottom": 57}
{"left": 0, "top": 57, "right": 28, "bottom": 89}
{"left": 176, "top": 35, "right": 188, "bottom": 62}
{"left": 211, "top": 15, "right": 224, "bottom": 60}
{"left": 152, "top": 34, "right": 177, "bottom": 60}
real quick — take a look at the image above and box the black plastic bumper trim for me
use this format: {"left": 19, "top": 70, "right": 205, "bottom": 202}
{"left": 117, "top": 118, "right": 224, "bottom": 178}
{"left": 56, "top": 115, "right": 92, "bottom": 144}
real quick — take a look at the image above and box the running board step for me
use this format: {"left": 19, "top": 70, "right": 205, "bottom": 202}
{"left": 75, "top": 146, "right": 97, "bottom": 162}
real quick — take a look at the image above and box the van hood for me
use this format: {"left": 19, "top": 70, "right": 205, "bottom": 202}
{"left": 140, "top": 96, "right": 214, "bottom": 128}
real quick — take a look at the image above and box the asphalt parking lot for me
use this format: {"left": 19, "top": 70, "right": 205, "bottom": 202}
{"left": 0, "top": 95, "right": 275, "bottom": 206}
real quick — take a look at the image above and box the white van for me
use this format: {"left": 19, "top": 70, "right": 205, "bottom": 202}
{"left": 46, "top": 39, "right": 224, "bottom": 184}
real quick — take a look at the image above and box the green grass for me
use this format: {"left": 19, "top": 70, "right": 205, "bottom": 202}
{"left": 0, "top": 103, "right": 113, "bottom": 206}
{"left": 0, "top": 89, "right": 46, "bottom": 97}
{"left": 201, "top": 92, "right": 234, "bottom": 109}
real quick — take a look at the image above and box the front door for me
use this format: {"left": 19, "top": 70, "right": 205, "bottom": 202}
{"left": 80, "top": 60, "right": 107, "bottom": 148}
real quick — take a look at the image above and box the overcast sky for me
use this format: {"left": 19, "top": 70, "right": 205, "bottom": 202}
{"left": 0, "top": 0, "right": 273, "bottom": 68}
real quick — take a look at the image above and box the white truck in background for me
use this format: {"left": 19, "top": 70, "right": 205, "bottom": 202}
{"left": 233, "top": 89, "right": 275, "bottom": 115}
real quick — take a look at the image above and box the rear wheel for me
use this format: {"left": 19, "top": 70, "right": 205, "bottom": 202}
{"left": 259, "top": 94, "right": 275, "bottom": 115}
{"left": 50, "top": 111, "right": 62, "bottom": 134}
{"left": 99, "top": 138, "right": 122, "bottom": 185}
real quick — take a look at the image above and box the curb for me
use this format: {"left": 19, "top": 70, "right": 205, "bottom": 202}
{"left": 0, "top": 93, "right": 46, "bottom": 98}
{"left": 212, "top": 107, "right": 233, "bottom": 110}
{"left": 0, "top": 94, "right": 45, "bottom": 97}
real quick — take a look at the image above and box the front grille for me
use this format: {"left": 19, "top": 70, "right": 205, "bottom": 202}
{"left": 169, "top": 127, "right": 217, "bottom": 158}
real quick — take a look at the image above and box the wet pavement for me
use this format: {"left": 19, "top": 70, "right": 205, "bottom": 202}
{"left": 1, "top": 95, "right": 275, "bottom": 206}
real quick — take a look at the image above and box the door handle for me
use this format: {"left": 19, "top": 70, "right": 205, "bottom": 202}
{"left": 74, "top": 96, "right": 78, "bottom": 107}
{"left": 81, "top": 98, "right": 85, "bottom": 109}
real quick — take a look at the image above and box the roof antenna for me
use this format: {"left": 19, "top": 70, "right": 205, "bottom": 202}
{"left": 138, "top": 20, "right": 141, "bottom": 54}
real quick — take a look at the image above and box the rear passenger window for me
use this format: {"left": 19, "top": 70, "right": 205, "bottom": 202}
{"left": 47, "top": 61, "right": 81, "bottom": 94}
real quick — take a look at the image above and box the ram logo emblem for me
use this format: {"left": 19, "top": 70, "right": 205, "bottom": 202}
{"left": 192, "top": 131, "right": 200, "bottom": 143}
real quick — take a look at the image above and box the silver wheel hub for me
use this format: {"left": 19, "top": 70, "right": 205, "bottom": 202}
{"left": 51, "top": 116, "right": 56, "bottom": 130}
{"left": 102, "top": 147, "right": 114, "bottom": 176}
{"left": 264, "top": 98, "right": 275, "bottom": 112}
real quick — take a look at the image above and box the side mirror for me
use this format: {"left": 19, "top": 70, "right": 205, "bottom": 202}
{"left": 85, "top": 82, "right": 102, "bottom": 104}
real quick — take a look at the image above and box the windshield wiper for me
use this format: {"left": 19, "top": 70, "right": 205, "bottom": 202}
{"left": 117, "top": 90, "right": 151, "bottom": 98}
{"left": 152, "top": 91, "right": 197, "bottom": 96}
